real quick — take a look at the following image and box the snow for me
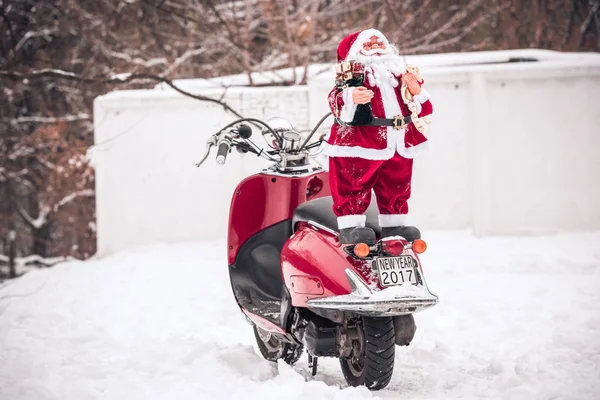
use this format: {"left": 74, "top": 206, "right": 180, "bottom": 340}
{"left": 1, "top": 231, "right": 599, "bottom": 399}
{"left": 368, "top": 281, "right": 433, "bottom": 300}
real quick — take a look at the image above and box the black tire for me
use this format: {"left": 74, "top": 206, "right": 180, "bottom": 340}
{"left": 253, "top": 325, "right": 304, "bottom": 365}
{"left": 340, "top": 316, "right": 395, "bottom": 390}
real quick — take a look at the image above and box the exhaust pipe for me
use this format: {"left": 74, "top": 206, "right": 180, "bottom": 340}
{"left": 393, "top": 314, "right": 416, "bottom": 346}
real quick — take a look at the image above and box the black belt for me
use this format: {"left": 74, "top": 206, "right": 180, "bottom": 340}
{"left": 369, "top": 115, "right": 413, "bottom": 130}
{"left": 336, "top": 114, "right": 413, "bottom": 130}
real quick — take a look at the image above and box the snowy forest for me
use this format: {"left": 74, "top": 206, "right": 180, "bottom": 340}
{"left": 1, "top": 0, "right": 599, "bottom": 279}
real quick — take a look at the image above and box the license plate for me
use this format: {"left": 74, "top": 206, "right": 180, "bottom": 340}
{"left": 374, "top": 256, "right": 418, "bottom": 287}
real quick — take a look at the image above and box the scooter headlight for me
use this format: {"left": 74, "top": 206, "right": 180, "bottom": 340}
{"left": 262, "top": 117, "right": 294, "bottom": 150}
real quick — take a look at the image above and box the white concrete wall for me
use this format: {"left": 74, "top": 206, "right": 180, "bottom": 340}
{"left": 94, "top": 50, "right": 600, "bottom": 256}
{"left": 93, "top": 86, "right": 308, "bottom": 256}
{"left": 467, "top": 63, "right": 600, "bottom": 235}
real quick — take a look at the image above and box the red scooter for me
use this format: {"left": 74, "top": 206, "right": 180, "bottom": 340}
{"left": 196, "top": 114, "right": 438, "bottom": 391}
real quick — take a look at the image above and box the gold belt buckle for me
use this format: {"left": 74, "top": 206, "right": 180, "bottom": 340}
{"left": 392, "top": 115, "right": 407, "bottom": 130}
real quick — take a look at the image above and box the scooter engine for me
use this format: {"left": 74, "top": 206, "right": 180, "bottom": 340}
{"left": 304, "top": 320, "right": 337, "bottom": 357}
{"left": 302, "top": 316, "right": 361, "bottom": 358}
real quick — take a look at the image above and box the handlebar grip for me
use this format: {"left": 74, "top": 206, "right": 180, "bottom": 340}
{"left": 215, "top": 137, "right": 231, "bottom": 165}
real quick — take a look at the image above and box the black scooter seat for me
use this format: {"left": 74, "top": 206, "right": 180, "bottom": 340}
{"left": 292, "top": 196, "right": 382, "bottom": 237}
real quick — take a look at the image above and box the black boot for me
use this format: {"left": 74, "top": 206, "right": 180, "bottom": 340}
{"left": 339, "top": 226, "right": 377, "bottom": 245}
{"left": 381, "top": 226, "right": 421, "bottom": 242}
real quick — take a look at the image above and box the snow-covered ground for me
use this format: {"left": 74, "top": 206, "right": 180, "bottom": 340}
{"left": 1, "top": 231, "right": 599, "bottom": 400}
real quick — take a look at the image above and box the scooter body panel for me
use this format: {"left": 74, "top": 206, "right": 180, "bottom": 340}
{"left": 227, "top": 171, "right": 330, "bottom": 265}
{"left": 281, "top": 223, "right": 377, "bottom": 307}
{"left": 227, "top": 169, "right": 331, "bottom": 330}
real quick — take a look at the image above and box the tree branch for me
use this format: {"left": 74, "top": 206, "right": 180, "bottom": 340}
{"left": 53, "top": 189, "right": 95, "bottom": 214}
{"left": 14, "top": 28, "right": 58, "bottom": 52}
{"left": 0, "top": 69, "right": 244, "bottom": 118}
{"left": 16, "top": 189, "right": 95, "bottom": 231}
{"left": 580, "top": 0, "right": 600, "bottom": 46}
{"left": 16, "top": 203, "right": 43, "bottom": 230}
{"left": 11, "top": 113, "right": 91, "bottom": 124}
{"left": 0, "top": 2, "right": 17, "bottom": 53}
{"left": 161, "top": 47, "right": 206, "bottom": 77}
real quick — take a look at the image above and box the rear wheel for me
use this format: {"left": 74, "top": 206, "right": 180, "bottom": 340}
{"left": 340, "top": 317, "right": 395, "bottom": 390}
{"left": 253, "top": 325, "right": 304, "bottom": 365}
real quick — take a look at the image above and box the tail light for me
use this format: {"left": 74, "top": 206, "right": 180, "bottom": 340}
{"left": 381, "top": 238, "right": 408, "bottom": 256}
{"left": 412, "top": 239, "right": 427, "bottom": 254}
{"left": 353, "top": 243, "right": 371, "bottom": 258}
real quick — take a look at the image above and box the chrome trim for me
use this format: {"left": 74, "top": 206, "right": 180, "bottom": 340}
{"left": 259, "top": 168, "right": 323, "bottom": 178}
{"left": 306, "top": 268, "right": 439, "bottom": 317}
{"left": 281, "top": 131, "right": 302, "bottom": 151}
{"left": 307, "top": 297, "right": 438, "bottom": 316}
{"left": 307, "top": 220, "right": 338, "bottom": 236}
{"left": 345, "top": 269, "right": 372, "bottom": 297}
{"left": 282, "top": 153, "right": 308, "bottom": 162}
{"left": 276, "top": 161, "right": 311, "bottom": 173}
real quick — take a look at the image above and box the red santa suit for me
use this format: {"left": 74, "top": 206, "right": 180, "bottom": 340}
{"left": 325, "top": 29, "right": 433, "bottom": 230}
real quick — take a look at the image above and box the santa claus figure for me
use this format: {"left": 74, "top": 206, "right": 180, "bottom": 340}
{"left": 325, "top": 29, "right": 433, "bottom": 245}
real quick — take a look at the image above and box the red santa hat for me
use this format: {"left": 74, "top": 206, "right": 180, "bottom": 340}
{"left": 336, "top": 28, "right": 391, "bottom": 62}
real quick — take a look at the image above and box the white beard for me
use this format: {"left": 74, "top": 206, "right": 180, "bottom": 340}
{"left": 353, "top": 46, "right": 406, "bottom": 88}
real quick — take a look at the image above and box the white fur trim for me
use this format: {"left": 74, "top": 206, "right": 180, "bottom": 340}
{"left": 373, "top": 68, "right": 405, "bottom": 155}
{"left": 326, "top": 122, "right": 430, "bottom": 159}
{"left": 345, "top": 29, "right": 389, "bottom": 62}
{"left": 396, "top": 139, "right": 430, "bottom": 159}
{"left": 414, "top": 89, "right": 430, "bottom": 104}
{"left": 325, "top": 123, "right": 405, "bottom": 160}
{"left": 324, "top": 142, "right": 395, "bottom": 160}
{"left": 338, "top": 214, "right": 367, "bottom": 229}
{"left": 325, "top": 137, "right": 430, "bottom": 160}
{"left": 379, "top": 75, "right": 407, "bottom": 156}
{"left": 339, "top": 87, "right": 357, "bottom": 122}
{"left": 378, "top": 214, "right": 408, "bottom": 227}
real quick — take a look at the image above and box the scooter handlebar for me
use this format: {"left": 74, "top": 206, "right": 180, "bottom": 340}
{"left": 216, "top": 135, "right": 232, "bottom": 165}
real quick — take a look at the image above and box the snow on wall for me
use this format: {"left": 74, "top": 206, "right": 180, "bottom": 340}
{"left": 93, "top": 50, "right": 600, "bottom": 256}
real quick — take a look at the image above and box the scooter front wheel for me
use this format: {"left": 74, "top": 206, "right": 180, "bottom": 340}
{"left": 253, "top": 325, "right": 304, "bottom": 365}
{"left": 339, "top": 316, "right": 395, "bottom": 390}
